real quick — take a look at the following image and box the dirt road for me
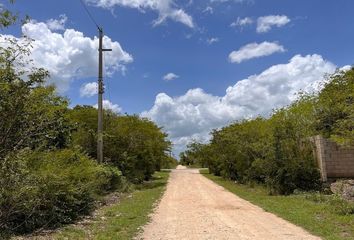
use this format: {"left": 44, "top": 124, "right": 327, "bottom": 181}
{"left": 138, "top": 166, "right": 320, "bottom": 240}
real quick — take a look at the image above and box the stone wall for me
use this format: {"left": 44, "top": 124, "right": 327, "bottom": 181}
{"left": 310, "top": 135, "right": 354, "bottom": 182}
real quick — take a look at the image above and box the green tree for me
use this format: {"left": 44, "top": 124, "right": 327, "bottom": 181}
{"left": 0, "top": 3, "right": 136, "bottom": 236}
{"left": 184, "top": 95, "right": 322, "bottom": 195}
{"left": 67, "top": 105, "right": 99, "bottom": 158}
{"left": 0, "top": 39, "right": 71, "bottom": 158}
{"left": 316, "top": 68, "right": 354, "bottom": 145}
{"left": 105, "top": 115, "right": 171, "bottom": 183}
{"left": 68, "top": 107, "right": 172, "bottom": 183}
{"left": 0, "top": 0, "right": 17, "bottom": 29}
{"left": 0, "top": 29, "right": 120, "bottom": 236}
{"left": 207, "top": 118, "right": 272, "bottom": 181}
{"left": 266, "top": 102, "right": 321, "bottom": 195}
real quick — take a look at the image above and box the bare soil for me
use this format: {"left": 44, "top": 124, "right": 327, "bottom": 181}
{"left": 138, "top": 166, "right": 321, "bottom": 240}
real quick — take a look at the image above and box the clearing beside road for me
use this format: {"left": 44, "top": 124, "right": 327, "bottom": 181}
{"left": 139, "top": 166, "right": 320, "bottom": 240}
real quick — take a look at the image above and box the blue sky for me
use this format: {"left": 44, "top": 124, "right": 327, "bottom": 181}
{"left": 2, "top": 0, "right": 354, "bottom": 155}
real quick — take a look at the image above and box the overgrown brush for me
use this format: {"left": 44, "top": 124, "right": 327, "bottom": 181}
{"left": 0, "top": 149, "right": 123, "bottom": 235}
{"left": 182, "top": 68, "right": 354, "bottom": 195}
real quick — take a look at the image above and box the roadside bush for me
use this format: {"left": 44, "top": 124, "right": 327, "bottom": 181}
{"left": 265, "top": 159, "right": 321, "bottom": 195}
{"left": 104, "top": 115, "right": 171, "bottom": 183}
{"left": 266, "top": 105, "right": 321, "bottom": 194}
{"left": 315, "top": 68, "right": 354, "bottom": 145}
{"left": 98, "top": 165, "right": 129, "bottom": 192}
{"left": 182, "top": 94, "right": 324, "bottom": 195}
{"left": 0, "top": 9, "right": 171, "bottom": 237}
{"left": 0, "top": 148, "right": 122, "bottom": 235}
{"left": 160, "top": 155, "right": 178, "bottom": 169}
{"left": 68, "top": 107, "right": 172, "bottom": 184}
{"left": 246, "top": 158, "right": 270, "bottom": 184}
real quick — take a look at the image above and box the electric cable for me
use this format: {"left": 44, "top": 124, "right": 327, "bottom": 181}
{"left": 78, "top": 0, "right": 100, "bottom": 29}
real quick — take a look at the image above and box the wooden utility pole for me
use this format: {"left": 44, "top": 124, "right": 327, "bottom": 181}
{"left": 97, "top": 27, "right": 112, "bottom": 163}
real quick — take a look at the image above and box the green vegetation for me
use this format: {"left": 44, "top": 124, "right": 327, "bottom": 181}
{"left": 0, "top": 3, "right": 174, "bottom": 237}
{"left": 316, "top": 70, "right": 354, "bottom": 145}
{"left": 1, "top": 149, "right": 124, "bottom": 235}
{"left": 52, "top": 171, "right": 169, "bottom": 240}
{"left": 160, "top": 155, "right": 178, "bottom": 169}
{"left": 201, "top": 170, "right": 354, "bottom": 240}
{"left": 1, "top": 1, "right": 353, "bottom": 238}
{"left": 69, "top": 106, "right": 172, "bottom": 183}
{"left": 183, "top": 69, "right": 354, "bottom": 195}
{"left": 0, "top": 1, "right": 18, "bottom": 29}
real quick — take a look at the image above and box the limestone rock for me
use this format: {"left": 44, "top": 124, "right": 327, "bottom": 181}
{"left": 330, "top": 180, "right": 354, "bottom": 201}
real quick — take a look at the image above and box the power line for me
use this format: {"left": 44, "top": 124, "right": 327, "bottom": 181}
{"left": 79, "top": 0, "right": 100, "bottom": 29}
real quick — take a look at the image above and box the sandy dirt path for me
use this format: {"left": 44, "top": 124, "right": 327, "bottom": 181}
{"left": 138, "top": 166, "right": 321, "bottom": 240}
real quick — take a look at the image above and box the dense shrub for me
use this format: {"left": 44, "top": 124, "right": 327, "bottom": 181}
{"left": 0, "top": 149, "right": 122, "bottom": 235}
{"left": 265, "top": 107, "right": 321, "bottom": 194}
{"left": 67, "top": 105, "right": 101, "bottom": 159}
{"left": 315, "top": 68, "right": 354, "bottom": 145}
{"left": 0, "top": 4, "right": 173, "bottom": 237}
{"left": 182, "top": 107, "right": 322, "bottom": 194}
{"left": 105, "top": 115, "right": 171, "bottom": 183}
{"left": 0, "top": 40, "right": 171, "bottom": 235}
{"left": 69, "top": 107, "right": 172, "bottom": 183}
{"left": 265, "top": 158, "right": 321, "bottom": 195}
{"left": 0, "top": 37, "right": 73, "bottom": 159}
{"left": 179, "top": 142, "right": 213, "bottom": 168}
{"left": 160, "top": 155, "right": 178, "bottom": 169}
{"left": 245, "top": 158, "right": 270, "bottom": 184}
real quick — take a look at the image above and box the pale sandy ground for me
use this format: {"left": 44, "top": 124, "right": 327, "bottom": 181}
{"left": 138, "top": 165, "right": 321, "bottom": 240}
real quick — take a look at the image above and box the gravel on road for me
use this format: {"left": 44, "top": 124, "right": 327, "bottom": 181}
{"left": 138, "top": 166, "right": 321, "bottom": 240}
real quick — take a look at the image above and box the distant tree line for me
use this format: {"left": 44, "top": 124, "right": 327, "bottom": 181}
{"left": 0, "top": 2, "right": 176, "bottom": 237}
{"left": 181, "top": 68, "right": 354, "bottom": 195}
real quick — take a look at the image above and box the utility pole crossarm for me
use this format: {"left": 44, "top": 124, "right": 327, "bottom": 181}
{"left": 97, "top": 27, "right": 112, "bottom": 163}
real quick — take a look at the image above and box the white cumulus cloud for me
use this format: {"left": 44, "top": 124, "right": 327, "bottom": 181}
{"left": 142, "top": 54, "right": 337, "bottom": 155}
{"left": 80, "top": 82, "right": 98, "bottom": 97}
{"left": 94, "top": 100, "right": 122, "bottom": 113}
{"left": 0, "top": 20, "right": 133, "bottom": 92}
{"left": 45, "top": 14, "right": 67, "bottom": 31}
{"left": 229, "top": 41, "right": 285, "bottom": 63}
{"left": 257, "top": 15, "right": 290, "bottom": 33}
{"left": 163, "top": 72, "right": 179, "bottom": 81}
{"left": 86, "top": 0, "right": 194, "bottom": 28}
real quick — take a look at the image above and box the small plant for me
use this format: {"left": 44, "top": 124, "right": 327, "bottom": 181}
{"left": 328, "top": 194, "right": 354, "bottom": 215}
{"left": 303, "top": 192, "right": 328, "bottom": 203}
